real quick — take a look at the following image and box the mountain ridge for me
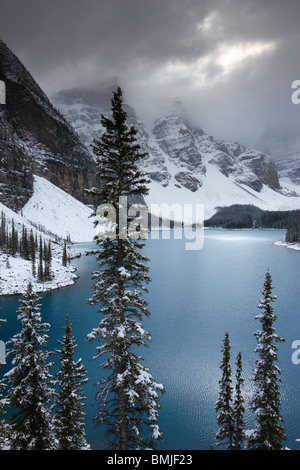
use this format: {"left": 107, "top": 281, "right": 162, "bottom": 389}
{"left": 0, "top": 40, "right": 98, "bottom": 211}
{"left": 53, "top": 86, "right": 300, "bottom": 220}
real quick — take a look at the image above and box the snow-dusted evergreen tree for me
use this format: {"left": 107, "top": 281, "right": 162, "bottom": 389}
{"left": 246, "top": 270, "right": 286, "bottom": 450}
{"left": 5, "top": 283, "right": 56, "bottom": 450}
{"left": 216, "top": 332, "right": 234, "bottom": 449}
{"left": 54, "top": 314, "right": 90, "bottom": 450}
{"left": 62, "top": 240, "right": 67, "bottom": 267}
{"left": 85, "top": 86, "right": 164, "bottom": 450}
{"left": 0, "top": 318, "right": 10, "bottom": 449}
{"left": 232, "top": 352, "right": 245, "bottom": 450}
{"left": 0, "top": 371, "right": 10, "bottom": 449}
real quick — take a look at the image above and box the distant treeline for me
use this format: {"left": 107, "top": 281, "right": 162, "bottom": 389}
{"left": 204, "top": 205, "right": 300, "bottom": 232}
{"left": 0, "top": 211, "right": 53, "bottom": 282}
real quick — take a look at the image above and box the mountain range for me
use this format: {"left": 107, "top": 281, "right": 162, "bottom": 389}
{"left": 1, "top": 38, "right": 300, "bottom": 239}
{"left": 53, "top": 87, "right": 300, "bottom": 222}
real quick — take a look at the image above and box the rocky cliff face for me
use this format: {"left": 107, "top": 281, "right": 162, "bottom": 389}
{"left": 207, "top": 141, "right": 280, "bottom": 192}
{"left": 0, "top": 40, "right": 97, "bottom": 210}
{"left": 151, "top": 112, "right": 206, "bottom": 192}
{"left": 151, "top": 109, "right": 280, "bottom": 194}
{"left": 276, "top": 152, "right": 300, "bottom": 186}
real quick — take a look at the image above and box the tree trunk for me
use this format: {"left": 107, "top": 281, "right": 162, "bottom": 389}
{"left": 119, "top": 391, "right": 128, "bottom": 450}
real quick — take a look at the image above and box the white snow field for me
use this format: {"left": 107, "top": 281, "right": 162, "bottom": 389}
{"left": 22, "top": 175, "right": 95, "bottom": 242}
{"left": 0, "top": 175, "right": 96, "bottom": 295}
{"left": 145, "top": 160, "right": 300, "bottom": 223}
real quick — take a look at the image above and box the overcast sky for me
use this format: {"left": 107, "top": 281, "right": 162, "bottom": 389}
{"left": 1, "top": 0, "right": 300, "bottom": 158}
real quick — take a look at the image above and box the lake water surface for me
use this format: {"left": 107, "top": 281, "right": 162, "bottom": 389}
{"left": 1, "top": 229, "right": 300, "bottom": 450}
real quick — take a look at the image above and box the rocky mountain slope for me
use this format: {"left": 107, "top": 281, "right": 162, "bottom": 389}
{"left": 53, "top": 88, "right": 300, "bottom": 220}
{"left": 276, "top": 152, "right": 300, "bottom": 189}
{"left": 0, "top": 40, "right": 97, "bottom": 211}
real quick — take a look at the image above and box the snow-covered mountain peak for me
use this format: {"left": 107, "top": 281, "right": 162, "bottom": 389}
{"left": 52, "top": 86, "right": 300, "bottom": 219}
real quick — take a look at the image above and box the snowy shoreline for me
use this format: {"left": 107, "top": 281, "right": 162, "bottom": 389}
{"left": 274, "top": 240, "right": 300, "bottom": 251}
{"left": 0, "top": 245, "right": 82, "bottom": 298}
{"left": 0, "top": 175, "right": 95, "bottom": 298}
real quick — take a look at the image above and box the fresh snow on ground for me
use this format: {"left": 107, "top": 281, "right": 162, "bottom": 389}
{"left": 0, "top": 245, "right": 79, "bottom": 296}
{"left": 278, "top": 177, "right": 300, "bottom": 197}
{"left": 22, "top": 175, "right": 95, "bottom": 243}
{"left": 0, "top": 183, "right": 89, "bottom": 295}
{"left": 274, "top": 240, "right": 300, "bottom": 251}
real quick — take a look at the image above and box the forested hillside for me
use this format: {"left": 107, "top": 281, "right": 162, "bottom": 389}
{"left": 205, "top": 205, "right": 300, "bottom": 230}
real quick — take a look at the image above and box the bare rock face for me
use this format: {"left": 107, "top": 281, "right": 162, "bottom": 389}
{"left": 0, "top": 105, "right": 34, "bottom": 210}
{"left": 236, "top": 151, "right": 280, "bottom": 190}
{"left": 0, "top": 40, "right": 97, "bottom": 210}
{"left": 174, "top": 172, "right": 202, "bottom": 192}
{"left": 207, "top": 140, "right": 280, "bottom": 193}
{"left": 152, "top": 114, "right": 206, "bottom": 175}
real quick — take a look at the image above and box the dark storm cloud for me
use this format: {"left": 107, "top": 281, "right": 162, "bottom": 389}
{"left": 0, "top": 0, "right": 213, "bottom": 72}
{"left": 1, "top": 0, "right": 300, "bottom": 158}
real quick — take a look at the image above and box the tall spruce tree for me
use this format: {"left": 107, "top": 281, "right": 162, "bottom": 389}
{"left": 216, "top": 332, "right": 234, "bottom": 449}
{"left": 62, "top": 240, "right": 67, "bottom": 267}
{"left": 0, "top": 318, "right": 10, "bottom": 449}
{"left": 246, "top": 270, "right": 286, "bottom": 450}
{"left": 233, "top": 352, "right": 245, "bottom": 450}
{"left": 38, "top": 235, "right": 44, "bottom": 282}
{"left": 43, "top": 240, "right": 52, "bottom": 281}
{"left": 11, "top": 219, "right": 18, "bottom": 256}
{"left": 54, "top": 315, "right": 90, "bottom": 450}
{"left": 5, "top": 283, "right": 56, "bottom": 450}
{"left": 0, "top": 211, "right": 6, "bottom": 249}
{"left": 85, "top": 86, "right": 164, "bottom": 450}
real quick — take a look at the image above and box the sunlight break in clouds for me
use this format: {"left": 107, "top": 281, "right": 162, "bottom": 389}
{"left": 216, "top": 41, "right": 277, "bottom": 75}
{"left": 156, "top": 40, "right": 277, "bottom": 88}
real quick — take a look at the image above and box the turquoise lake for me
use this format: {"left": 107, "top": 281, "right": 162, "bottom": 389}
{"left": 1, "top": 229, "right": 300, "bottom": 450}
